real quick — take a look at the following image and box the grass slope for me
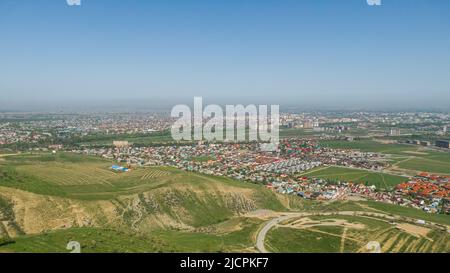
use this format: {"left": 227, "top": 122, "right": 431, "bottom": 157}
{"left": 266, "top": 215, "right": 449, "bottom": 253}
{"left": 303, "top": 166, "right": 408, "bottom": 189}
{"left": 0, "top": 217, "right": 263, "bottom": 253}
{"left": 0, "top": 153, "right": 284, "bottom": 203}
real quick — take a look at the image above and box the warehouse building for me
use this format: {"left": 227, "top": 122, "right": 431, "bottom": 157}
{"left": 435, "top": 140, "right": 450, "bottom": 149}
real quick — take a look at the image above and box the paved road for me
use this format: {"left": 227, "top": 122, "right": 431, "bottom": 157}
{"left": 256, "top": 214, "right": 301, "bottom": 253}
{"left": 0, "top": 153, "right": 18, "bottom": 158}
{"left": 255, "top": 211, "right": 446, "bottom": 253}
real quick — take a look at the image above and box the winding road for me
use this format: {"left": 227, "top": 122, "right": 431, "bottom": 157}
{"left": 256, "top": 214, "right": 298, "bottom": 253}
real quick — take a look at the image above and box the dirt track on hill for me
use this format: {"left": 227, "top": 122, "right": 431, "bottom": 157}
{"left": 254, "top": 210, "right": 447, "bottom": 253}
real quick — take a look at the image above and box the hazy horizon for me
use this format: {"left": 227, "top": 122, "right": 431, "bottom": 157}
{"left": 1, "top": 97, "right": 450, "bottom": 113}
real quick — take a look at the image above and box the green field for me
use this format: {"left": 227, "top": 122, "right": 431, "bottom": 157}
{"left": 298, "top": 200, "right": 450, "bottom": 226}
{"left": 363, "top": 201, "right": 450, "bottom": 226}
{"left": 396, "top": 157, "right": 450, "bottom": 174}
{"left": 0, "top": 152, "right": 282, "bottom": 201}
{"left": 280, "top": 128, "right": 320, "bottom": 138}
{"left": 266, "top": 226, "right": 348, "bottom": 253}
{"left": 319, "top": 140, "right": 417, "bottom": 154}
{"left": 280, "top": 128, "right": 369, "bottom": 138}
{"left": 266, "top": 215, "right": 449, "bottom": 253}
{"left": 313, "top": 200, "right": 450, "bottom": 226}
{"left": 302, "top": 166, "right": 408, "bottom": 189}
{"left": 320, "top": 140, "right": 450, "bottom": 174}
{"left": 76, "top": 130, "right": 174, "bottom": 146}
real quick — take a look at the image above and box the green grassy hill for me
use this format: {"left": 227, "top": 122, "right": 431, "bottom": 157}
{"left": 0, "top": 153, "right": 281, "bottom": 203}
{"left": 0, "top": 152, "right": 449, "bottom": 253}
{"left": 0, "top": 152, "right": 289, "bottom": 251}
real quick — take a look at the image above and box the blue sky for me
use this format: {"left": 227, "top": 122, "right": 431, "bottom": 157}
{"left": 1, "top": 0, "right": 450, "bottom": 110}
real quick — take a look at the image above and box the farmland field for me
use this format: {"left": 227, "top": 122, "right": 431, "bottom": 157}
{"left": 319, "top": 140, "right": 418, "bottom": 154}
{"left": 395, "top": 157, "right": 450, "bottom": 174}
{"left": 301, "top": 166, "right": 408, "bottom": 189}
{"left": 77, "top": 130, "right": 174, "bottom": 146}
{"left": 280, "top": 128, "right": 370, "bottom": 138}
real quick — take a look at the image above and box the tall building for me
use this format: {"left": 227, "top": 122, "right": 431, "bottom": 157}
{"left": 420, "top": 141, "right": 431, "bottom": 147}
{"left": 113, "top": 141, "right": 130, "bottom": 148}
{"left": 303, "top": 121, "right": 313, "bottom": 129}
{"left": 390, "top": 128, "right": 401, "bottom": 136}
